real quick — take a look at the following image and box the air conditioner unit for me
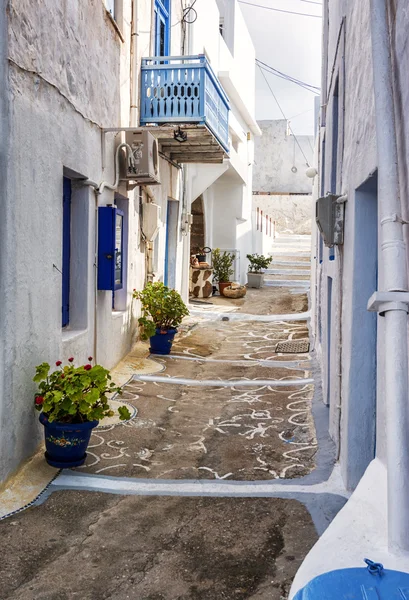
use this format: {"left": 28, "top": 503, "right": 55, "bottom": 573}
{"left": 123, "top": 130, "right": 160, "bottom": 185}
{"left": 142, "top": 202, "right": 161, "bottom": 242}
{"left": 316, "top": 194, "right": 345, "bottom": 247}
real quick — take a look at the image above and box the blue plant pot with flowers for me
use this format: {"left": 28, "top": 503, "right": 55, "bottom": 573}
{"left": 34, "top": 357, "right": 131, "bottom": 469}
{"left": 149, "top": 328, "right": 177, "bottom": 355}
{"left": 39, "top": 413, "right": 98, "bottom": 468}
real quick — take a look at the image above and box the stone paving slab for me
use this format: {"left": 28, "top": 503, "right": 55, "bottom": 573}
{"left": 172, "top": 319, "right": 310, "bottom": 362}
{"left": 192, "top": 286, "right": 309, "bottom": 316}
{"left": 0, "top": 491, "right": 318, "bottom": 600}
{"left": 77, "top": 376, "right": 316, "bottom": 480}
{"left": 76, "top": 317, "right": 316, "bottom": 481}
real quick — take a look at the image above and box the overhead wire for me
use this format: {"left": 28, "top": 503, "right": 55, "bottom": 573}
{"left": 257, "top": 63, "right": 311, "bottom": 166}
{"left": 256, "top": 59, "right": 320, "bottom": 92}
{"left": 298, "top": 0, "right": 322, "bottom": 5}
{"left": 257, "top": 62, "right": 320, "bottom": 94}
{"left": 238, "top": 0, "right": 322, "bottom": 18}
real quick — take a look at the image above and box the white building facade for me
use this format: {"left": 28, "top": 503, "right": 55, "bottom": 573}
{"left": 292, "top": 0, "right": 409, "bottom": 594}
{"left": 252, "top": 120, "right": 313, "bottom": 255}
{"left": 0, "top": 0, "right": 257, "bottom": 485}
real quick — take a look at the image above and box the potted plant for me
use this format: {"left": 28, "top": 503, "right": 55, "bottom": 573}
{"left": 133, "top": 282, "right": 189, "bottom": 355}
{"left": 212, "top": 248, "right": 235, "bottom": 296}
{"left": 34, "top": 357, "right": 131, "bottom": 468}
{"left": 246, "top": 253, "right": 272, "bottom": 288}
{"left": 195, "top": 246, "right": 211, "bottom": 263}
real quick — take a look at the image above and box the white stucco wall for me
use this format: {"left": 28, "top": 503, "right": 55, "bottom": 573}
{"left": 189, "top": 0, "right": 257, "bottom": 286}
{"left": 253, "top": 120, "right": 314, "bottom": 193}
{"left": 0, "top": 0, "right": 188, "bottom": 485}
{"left": 253, "top": 194, "right": 312, "bottom": 235}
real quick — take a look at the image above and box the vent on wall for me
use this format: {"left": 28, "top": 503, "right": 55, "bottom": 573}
{"left": 316, "top": 194, "right": 345, "bottom": 247}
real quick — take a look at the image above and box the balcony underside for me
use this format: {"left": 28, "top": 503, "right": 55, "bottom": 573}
{"left": 143, "top": 124, "right": 227, "bottom": 164}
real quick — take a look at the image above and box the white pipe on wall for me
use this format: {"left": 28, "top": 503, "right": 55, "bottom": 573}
{"left": 130, "top": 0, "right": 139, "bottom": 127}
{"left": 369, "top": 0, "right": 409, "bottom": 553}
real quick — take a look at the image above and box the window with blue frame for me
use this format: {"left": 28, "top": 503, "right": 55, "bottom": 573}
{"left": 154, "top": 0, "right": 170, "bottom": 57}
{"left": 62, "top": 177, "right": 71, "bottom": 327}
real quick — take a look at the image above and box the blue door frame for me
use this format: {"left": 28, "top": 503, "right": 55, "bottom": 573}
{"left": 62, "top": 177, "right": 71, "bottom": 327}
{"left": 154, "top": 0, "right": 170, "bottom": 57}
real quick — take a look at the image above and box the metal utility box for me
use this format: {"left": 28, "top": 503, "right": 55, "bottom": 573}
{"left": 98, "top": 206, "right": 124, "bottom": 291}
{"left": 142, "top": 203, "right": 161, "bottom": 242}
{"left": 123, "top": 130, "right": 160, "bottom": 185}
{"left": 316, "top": 194, "right": 345, "bottom": 247}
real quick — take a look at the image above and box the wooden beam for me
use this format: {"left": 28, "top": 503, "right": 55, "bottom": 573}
{"left": 169, "top": 154, "right": 224, "bottom": 163}
{"left": 164, "top": 145, "right": 221, "bottom": 154}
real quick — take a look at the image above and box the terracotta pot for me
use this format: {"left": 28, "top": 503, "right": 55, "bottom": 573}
{"left": 218, "top": 282, "right": 231, "bottom": 296}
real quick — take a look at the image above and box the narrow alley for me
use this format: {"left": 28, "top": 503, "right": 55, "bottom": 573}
{"left": 0, "top": 236, "right": 345, "bottom": 600}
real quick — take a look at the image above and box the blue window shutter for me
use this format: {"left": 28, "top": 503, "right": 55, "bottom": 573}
{"left": 62, "top": 177, "right": 71, "bottom": 327}
{"left": 98, "top": 207, "right": 116, "bottom": 291}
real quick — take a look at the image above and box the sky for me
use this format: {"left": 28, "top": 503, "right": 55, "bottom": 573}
{"left": 239, "top": 0, "right": 322, "bottom": 135}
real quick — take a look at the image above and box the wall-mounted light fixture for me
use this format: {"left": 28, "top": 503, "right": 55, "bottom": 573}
{"left": 174, "top": 127, "right": 188, "bottom": 143}
{"left": 306, "top": 167, "right": 318, "bottom": 178}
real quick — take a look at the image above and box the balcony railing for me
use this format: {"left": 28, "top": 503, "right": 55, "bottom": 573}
{"left": 140, "top": 55, "right": 230, "bottom": 153}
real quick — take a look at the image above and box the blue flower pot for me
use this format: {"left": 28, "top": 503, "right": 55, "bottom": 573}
{"left": 149, "top": 328, "right": 177, "bottom": 355}
{"left": 39, "top": 413, "right": 98, "bottom": 468}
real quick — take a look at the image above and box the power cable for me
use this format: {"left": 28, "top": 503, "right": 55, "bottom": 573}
{"left": 298, "top": 0, "right": 322, "bottom": 5}
{"left": 238, "top": 0, "right": 322, "bottom": 18}
{"left": 288, "top": 108, "right": 314, "bottom": 120}
{"left": 182, "top": 0, "right": 198, "bottom": 24}
{"left": 257, "top": 63, "right": 311, "bottom": 166}
{"left": 257, "top": 62, "right": 319, "bottom": 94}
{"left": 256, "top": 58, "right": 320, "bottom": 91}
{"left": 173, "top": 0, "right": 197, "bottom": 27}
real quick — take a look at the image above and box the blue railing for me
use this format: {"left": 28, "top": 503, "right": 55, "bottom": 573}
{"left": 140, "top": 55, "right": 230, "bottom": 153}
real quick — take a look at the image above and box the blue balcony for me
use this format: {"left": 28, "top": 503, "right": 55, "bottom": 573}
{"left": 140, "top": 55, "right": 230, "bottom": 163}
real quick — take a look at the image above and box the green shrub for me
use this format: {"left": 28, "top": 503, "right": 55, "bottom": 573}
{"left": 133, "top": 282, "right": 189, "bottom": 339}
{"left": 246, "top": 253, "right": 272, "bottom": 273}
{"left": 212, "top": 248, "right": 235, "bottom": 282}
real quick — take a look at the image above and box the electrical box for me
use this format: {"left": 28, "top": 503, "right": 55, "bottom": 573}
{"left": 316, "top": 194, "right": 345, "bottom": 247}
{"left": 142, "top": 202, "right": 161, "bottom": 242}
{"left": 98, "top": 206, "right": 124, "bottom": 291}
{"left": 123, "top": 130, "right": 160, "bottom": 185}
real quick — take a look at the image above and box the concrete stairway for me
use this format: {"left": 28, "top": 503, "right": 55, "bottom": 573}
{"left": 265, "top": 234, "right": 311, "bottom": 290}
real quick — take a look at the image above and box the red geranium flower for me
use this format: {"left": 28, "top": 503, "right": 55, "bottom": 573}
{"left": 35, "top": 396, "right": 44, "bottom": 405}
{"left": 68, "top": 357, "right": 74, "bottom": 362}
{"left": 56, "top": 360, "right": 62, "bottom": 366}
{"left": 88, "top": 356, "right": 93, "bottom": 361}
{"left": 84, "top": 364, "right": 92, "bottom": 371}
{"left": 61, "top": 374, "right": 65, "bottom": 379}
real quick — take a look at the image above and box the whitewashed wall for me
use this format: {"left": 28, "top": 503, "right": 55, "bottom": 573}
{"left": 253, "top": 194, "right": 312, "bottom": 235}
{"left": 253, "top": 120, "right": 314, "bottom": 194}
{"left": 190, "top": 0, "right": 258, "bottom": 284}
{"left": 0, "top": 0, "right": 186, "bottom": 485}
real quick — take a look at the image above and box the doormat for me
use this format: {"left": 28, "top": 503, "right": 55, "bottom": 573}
{"left": 275, "top": 340, "right": 310, "bottom": 354}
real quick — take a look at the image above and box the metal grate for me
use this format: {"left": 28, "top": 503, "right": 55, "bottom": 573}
{"left": 275, "top": 340, "right": 310, "bottom": 354}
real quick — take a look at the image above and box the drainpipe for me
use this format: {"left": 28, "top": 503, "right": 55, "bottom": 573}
{"left": 150, "top": 0, "right": 155, "bottom": 56}
{"left": 130, "top": 0, "right": 139, "bottom": 127}
{"left": 368, "top": 0, "right": 409, "bottom": 553}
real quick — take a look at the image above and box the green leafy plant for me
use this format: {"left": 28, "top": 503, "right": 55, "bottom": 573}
{"left": 212, "top": 248, "right": 235, "bottom": 283}
{"left": 133, "top": 282, "right": 189, "bottom": 340}
{"left": 246, "top": 253, "right": 272, "bottom": 274}
{"left": 33, "top": 357, "right": 131, "bottom": 424}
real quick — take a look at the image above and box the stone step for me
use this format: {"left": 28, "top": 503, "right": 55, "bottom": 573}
{"left": 264, "top": 280, "right": 310, "bottom": 287}
{"left": 267, "top": 269, "right": 311, "bottom": 275}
